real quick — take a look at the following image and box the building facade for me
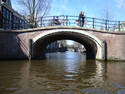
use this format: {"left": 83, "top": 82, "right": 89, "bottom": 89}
{"left": 0, "top": 0, "right": 28, "bottom": 30}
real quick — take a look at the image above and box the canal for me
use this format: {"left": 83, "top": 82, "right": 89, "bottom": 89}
{"left": 0, "top": 51, "right": 125, "bottom": 94}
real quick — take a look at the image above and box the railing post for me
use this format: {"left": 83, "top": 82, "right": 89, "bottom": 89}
{"left": 118, "top": 21, "right": 120, "bottom": 32}
{"left": 41, "top": 17, "right": 43, "bottom": 27}
{"left": 107, "top": 20, "right": 109, "bottom": 31}
{"left": 93, "top": 18, "right": 95, "bottom": 29}
{"left": 66, "top": 16, "right": 68, "bottom": 26}
{"left": 105, "top": 20, "right": 108, "bottom": 31}
{"left": 69, "top": 21, "right": 71, "bottom": 26}
{"left": 53, "top": 16, "right": 55, "bottom": 26}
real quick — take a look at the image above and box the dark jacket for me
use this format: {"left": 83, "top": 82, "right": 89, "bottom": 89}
{"left": 79, "top": 14, "right": 85, "bottom": 21}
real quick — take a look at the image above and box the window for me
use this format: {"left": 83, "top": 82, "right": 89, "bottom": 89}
{"left": 5, "top": 0, "right": 10, "bottom": 7}
{"left": 9, "top": 12, "right": 12, "bottom": 21}
{"left": 6, "top": 10, "right": 9, "bottom": 19}
{"left": 3, "top": 18, "right": 6, "bottom": 29}
{"left": 2, "top": 7, "right": 6, "bottom": 18}
{"left": 1, "top": 5, "right": 27, "bottom": 29}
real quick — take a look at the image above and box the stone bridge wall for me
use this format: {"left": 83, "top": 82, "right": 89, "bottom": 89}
{"left": 0, "top": 32, "right": 26, "bottom": 59}
{"left": 0, "top": 27, "right": 125, "bottom": 60}
{"left": 90, "top": 31, "right": 125, "bottom": 60}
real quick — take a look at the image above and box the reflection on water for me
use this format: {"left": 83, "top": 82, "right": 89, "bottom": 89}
{"left": 0, "top": 51, "right": 125, "bottom": 94}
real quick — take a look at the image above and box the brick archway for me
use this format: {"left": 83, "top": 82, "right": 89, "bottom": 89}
{"left": 32, "top": 29, "right": 103, "bottom": 60}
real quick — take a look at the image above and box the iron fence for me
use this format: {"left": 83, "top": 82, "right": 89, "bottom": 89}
{"left": 36, "top": 15, "right": 125, "bottom": 32}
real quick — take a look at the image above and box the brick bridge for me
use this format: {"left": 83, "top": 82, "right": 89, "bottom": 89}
{"left": 0, "top": 26, "right": 125, "bottom": 60}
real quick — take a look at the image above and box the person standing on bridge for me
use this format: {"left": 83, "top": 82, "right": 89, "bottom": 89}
{"left": 79, "top": 12, "right": 85, "bottom": 27}
{"left": 54, "top": 16, "right": 61, "bottom": 25}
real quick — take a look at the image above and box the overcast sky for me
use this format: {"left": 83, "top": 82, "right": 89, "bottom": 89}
{"left": 11, "top": 0, "right": 125, "bottom": 21}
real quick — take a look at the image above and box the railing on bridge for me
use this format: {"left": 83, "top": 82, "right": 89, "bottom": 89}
{"left": 36, "top": 15, "right": 125, "bottom": 32}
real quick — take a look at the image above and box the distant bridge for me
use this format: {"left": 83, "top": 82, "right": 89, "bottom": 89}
{"left": 0, "top": 26, "right": 125, "bottom": 60}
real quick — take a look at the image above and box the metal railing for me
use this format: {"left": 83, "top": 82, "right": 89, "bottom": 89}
{"left": 36, "top": 15, "right": 125, "bottom": 32}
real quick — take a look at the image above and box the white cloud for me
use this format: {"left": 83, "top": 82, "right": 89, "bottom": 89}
{"left": 114, "top": 0, "right": 125, "bottom": 8}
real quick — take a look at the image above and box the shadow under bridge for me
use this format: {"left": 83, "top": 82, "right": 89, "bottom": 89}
{"left": 30, "top": 29, "right": 103, "bottom": 60}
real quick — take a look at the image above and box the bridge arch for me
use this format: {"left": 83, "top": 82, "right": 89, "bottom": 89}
{"left": 32, "top": 29, "right": 103, "bottom": 60}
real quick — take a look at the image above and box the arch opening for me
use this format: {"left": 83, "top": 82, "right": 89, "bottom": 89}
{"left": 32, "top": 31, "right": 100, "bottom": 60}
{"left": 46, "top": 40, "right": 86, "bottom": 53}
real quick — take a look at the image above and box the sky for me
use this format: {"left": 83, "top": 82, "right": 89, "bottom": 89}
{"left": 11, "top": 0, "right": 125, "bottom": 21}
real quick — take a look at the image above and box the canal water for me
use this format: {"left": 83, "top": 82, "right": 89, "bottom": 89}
{"left": 0, "top": 51, "right": 125, "bottom": 94}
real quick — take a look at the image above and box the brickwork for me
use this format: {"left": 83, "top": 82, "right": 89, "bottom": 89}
{"left": 0, "top": 26, "right": 125, "bottom": 60}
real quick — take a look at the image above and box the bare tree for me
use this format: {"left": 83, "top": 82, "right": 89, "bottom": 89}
{"left": 18, "top": 0, "right": 51, "bottom": 27}
{"left": 100, "top": 5, "right": 115, "bottom": 31}
{"left": 101, "top": 7, "right": 113, "bottom": 21}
